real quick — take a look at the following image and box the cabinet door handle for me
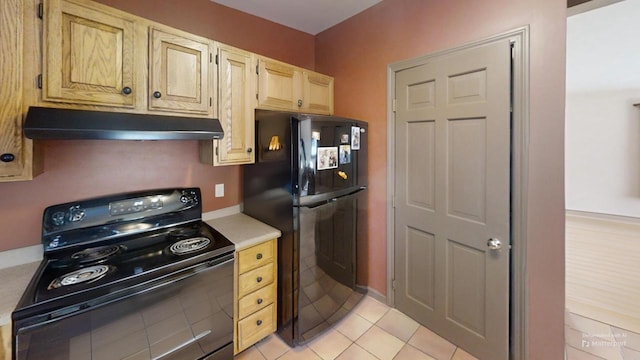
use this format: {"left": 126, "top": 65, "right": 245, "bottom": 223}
{"left": 297, "top": 99, "right": 302, "bottom": 107}
{"left": 256, "top": 276, "right": 263, "bottom": 283}
{"left": 257, "top": 298, "right": 263, "bottom": 305}
{"left": 122, "top": 86, "right": 132, "bottom": 95}
{"left": 256, "top": 253, "right": 263, "bottom": 260}
{"left": 247, "top": 147, "right": 253, "bottom": 153}
{"left": 153, "top": 91, "right": 162, "bottom": 98}
{"left": 1, "top": 153, "right": 15, "bottom": 163}
{"left": 256, "top": 320, "right": 263, "bottom": 326}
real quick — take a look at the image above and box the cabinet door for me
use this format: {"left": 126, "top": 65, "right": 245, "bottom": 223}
{"left": 302, "top": 71, "right": 334, "bottom": 115}
{"left": 44, "top": 0, "right": 135, "bottom": 107}
{"left": 0, "top": 0, "right": 38, "bottom": 181}
{"left": 257, "top": 58, "right": 301, "bottom": 111}
{"left": 149, "top": 27, "right": 212, "bottom": 115}
{"left": 204, "top": 45, "right": 255, "bottom": 166}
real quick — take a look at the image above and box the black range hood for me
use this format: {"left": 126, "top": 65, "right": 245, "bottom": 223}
{"left": 23, "top": 107, "right": 224, "bottom": 140}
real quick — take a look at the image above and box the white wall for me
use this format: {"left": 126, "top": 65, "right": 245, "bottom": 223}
{"left": 566, "top": 0, "right": 640, "bottom": 217}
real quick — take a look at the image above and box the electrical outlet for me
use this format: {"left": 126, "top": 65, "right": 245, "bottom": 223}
{"left": 215, "top": 184, "right": 224, "bottom": 198}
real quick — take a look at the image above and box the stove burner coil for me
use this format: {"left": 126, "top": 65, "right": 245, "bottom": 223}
{"left": 169, "top": 237, "right": 211, "bottom": 255}
{"left": 48, "top": 265, "right": 111, "bottom": 289}
{"left": 71, "top": 245, "right": 121, "bottom": 263}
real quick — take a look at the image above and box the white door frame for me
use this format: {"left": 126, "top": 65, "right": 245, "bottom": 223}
{"left": 386, "top": 26, "right": 530, "bottom": 360}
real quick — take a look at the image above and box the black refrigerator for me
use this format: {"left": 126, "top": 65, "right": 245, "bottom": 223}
{"left": 243, "top": 110, "right": 368, "bottom": 346}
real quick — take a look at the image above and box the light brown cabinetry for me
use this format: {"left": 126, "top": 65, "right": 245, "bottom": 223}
{"left": 41, "top": 0, "right": 214, "bottom": 117}
{"left": 0, "top": 0, "right": 41, "bottom": 181}
{"left": 200, "top": 44, "right": 255, "bottom": 166}
{"left": 302, "top": 71, "right": 334, "bottom": 115}
{"left": 234, "top": 239, "right": 277, "bottom": 354}
{"left": 43, "top": 0, "right": 136, "bottom": 107}
{"left": 257, "top": 57, "right": 334, "bottom": 115}
{"left": 257, "top": 57, "right": 301, "bottom": 111}
{"left": 149, "top": 27, "right": 213, "bottom": 115}
{"left": 1, "top": 322, "right": 10, "bottom": 360}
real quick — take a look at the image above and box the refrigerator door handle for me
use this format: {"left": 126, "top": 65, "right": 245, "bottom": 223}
{"left": 296, "top": 187, "right": 366, "bottom": 209}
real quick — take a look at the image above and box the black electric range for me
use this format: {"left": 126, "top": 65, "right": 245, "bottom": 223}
{"left": 12, "top": 188, "right": 235, "bottom": 360}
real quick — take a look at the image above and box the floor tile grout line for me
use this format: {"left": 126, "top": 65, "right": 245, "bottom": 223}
{"left": 566, "top": 344, "right": 608, "bottom": 360}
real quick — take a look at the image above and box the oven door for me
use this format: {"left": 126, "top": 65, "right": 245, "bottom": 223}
{"left": 14, "top": 255, "right": 234, "bottom": 360}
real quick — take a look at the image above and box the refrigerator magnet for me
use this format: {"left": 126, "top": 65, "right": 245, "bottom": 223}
{"left": 340, "top": 133, "right": 350, "bottom": 144}
{"left": 339, "top": 145, "right": 351, "bottom": 164}
{"left": 317, "top": 147, "right": 338, "bottom": 170}
{"left": 351, "top": 127, "right": 361, "bottom": 150}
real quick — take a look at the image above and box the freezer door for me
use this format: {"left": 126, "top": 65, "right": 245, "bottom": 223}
{"left": 297, "top": 116, "right": 367, "bottom": 197}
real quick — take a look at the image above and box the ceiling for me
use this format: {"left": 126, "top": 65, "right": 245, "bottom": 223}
{"left": 210, "top": 0, "right": 383, "bottom": 35}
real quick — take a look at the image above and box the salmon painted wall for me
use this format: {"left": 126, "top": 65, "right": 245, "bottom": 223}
{"left": 314, "top": 0, "right": 566, "bottom": 358}
{"left": 0, "top": 0, "right": 314, "bottom": 252}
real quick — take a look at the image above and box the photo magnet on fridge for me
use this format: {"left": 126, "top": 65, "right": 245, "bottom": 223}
{"left": 351, "top": 127, "right": 360, "bottom": 150}
{"left": 317, "top": 147, "right": 338, "bottom": 170}
{"left": 339, "top": 145, "right": 351, "bottom": 164}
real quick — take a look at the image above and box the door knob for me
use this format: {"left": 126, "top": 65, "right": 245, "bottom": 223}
{"left": 487, "top": 238, "right": 502, "bottom": 250}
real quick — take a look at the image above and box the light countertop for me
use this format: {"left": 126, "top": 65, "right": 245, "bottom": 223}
{"left": 0, "top": 261, "right": 40, "bottom": 326}
{"left": 206, "top": 213, "right": 281, "bottom": 251}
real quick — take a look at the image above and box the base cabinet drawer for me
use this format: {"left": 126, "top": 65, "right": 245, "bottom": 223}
{"left": 238, "top": 283, "right": 276, "bottom": 319}
{"left": 234, "top": 238, "right": 278, "bottom": 355}
{"left": 238, "top": 262, "right": 274, "bottom": 298}
{"left": 237, "top": 304, "right": 276, "bottom": 351}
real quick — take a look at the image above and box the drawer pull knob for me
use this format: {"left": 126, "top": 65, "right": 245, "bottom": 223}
{"left": 257, "top": 298, "right": 263, "bottom": 305}
{"left": 256, "top": 276, "right": 263, "bottom": 283}
{"left": 257, "top": 320, "right": 263, "bottom": 326}
{"left": 256, "top": 253, "right": 263, "bottom": 260}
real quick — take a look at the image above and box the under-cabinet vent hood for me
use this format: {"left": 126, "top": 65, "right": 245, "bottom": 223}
{"left": 23, "top": 107, "right": 224, "bottom": 141}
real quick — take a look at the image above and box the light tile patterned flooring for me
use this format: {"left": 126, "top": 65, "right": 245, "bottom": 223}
{"left": 235, "top": 296, "right": 477, "bottom": 360}
{"left": 565, "top": 310, "right": 640, "bottom": 360}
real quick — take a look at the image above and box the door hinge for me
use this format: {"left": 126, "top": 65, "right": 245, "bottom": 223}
{"left": 37, "top": 74, "right": 42, "bottom": 89}
{"left": 392, "top": 195, "right": 396, "bottom": 208}
{"left": 391, "top": 278, "right": 396, "bottom": 290}
{"left": 392, "top": 99, "right": 397, "bottom": 112}
{"left": 214, "top": 53, "right": 218, "bottom": 65}
{"left": 215, "top": 147, "right": 219, "bottom": 156}
{"left": 209, "top": 97, "right": 212, "bottom": 107}
{"left": 256, "top": 63, "right": 259, "bottom": 75}
{"left": 37, "top": 3, "right": 43, "bottom": 19}
{"left": 256, "top": 93, "right": 258, "bottom": 101}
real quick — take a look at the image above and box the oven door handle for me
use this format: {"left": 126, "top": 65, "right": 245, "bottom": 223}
{"left": 153, "top": 329, "right": 212, "bottom": 360}
{"left": 117, "top": 255, "right": 233, "bottom": 303}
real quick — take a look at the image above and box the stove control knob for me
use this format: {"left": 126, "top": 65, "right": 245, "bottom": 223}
{"left": 69, "top": 206, "right": 85, "bottom": 222}
{"left": 180, "top": 191, "right": 199, "bottom": 205}
{"left": 51, "top": 211, "right": 65, "bottom": 226}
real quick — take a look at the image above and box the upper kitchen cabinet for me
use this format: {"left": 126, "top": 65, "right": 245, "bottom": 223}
{"left": 43, "top": 0, "right": 137, "bottom": 108}
{"left": 148, "top": 27, "right": 214, "bottom": 116}
{"left": 0, "top": 0, "right": 42, "bottom": 182}
{"left": 257, "top": 57, "right": 301, "bottom": 111}
{"left": 200, "top": 44, "right": 256, "bottom": 166}
{"left": 38, "top": 0, "right": 214, "bottom": 117}
{"left": 302, "top": 71, "right": 334, "bottom": 115}
{"left": 257, "top": 56, "right": 334, "bottom": 115}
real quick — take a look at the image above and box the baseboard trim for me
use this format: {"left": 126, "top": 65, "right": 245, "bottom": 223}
{"left": 366, "top": 287, "right": 387, "bottom": 305}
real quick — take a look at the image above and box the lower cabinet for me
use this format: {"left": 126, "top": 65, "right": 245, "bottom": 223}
{"left": 234, "top": 239, "right": 277, "bottom": 354}
{"left": 1, "top": 323, "right": 10, "bottom": 359}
